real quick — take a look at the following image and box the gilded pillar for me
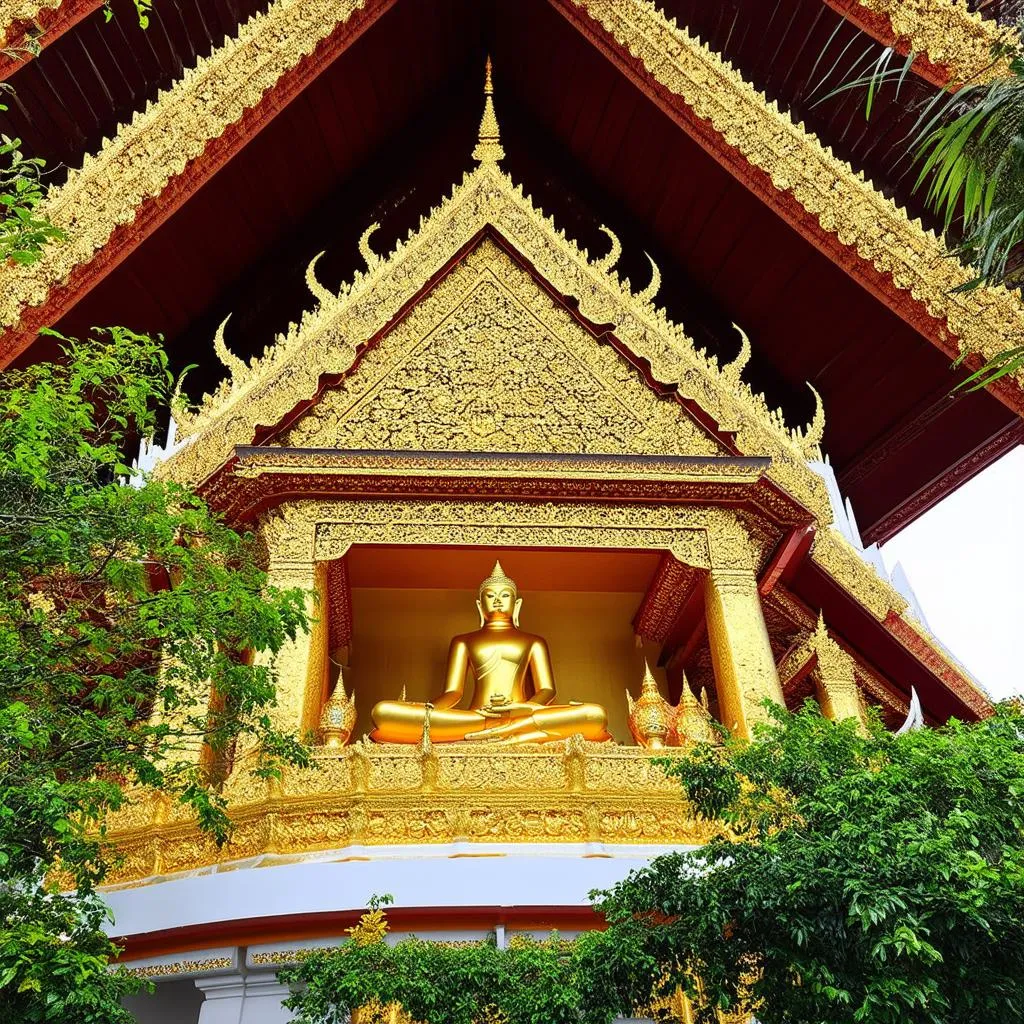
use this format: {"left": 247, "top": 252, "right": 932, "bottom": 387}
{"left": 809, "top": 618, "right": 864, "bottom": 725}
{"left": 148, "top": 654, "right": 210, "bottom": 766}
{"left": 704, "top": 566, "right": 783, "bottom": 740}
{"left": 256, "top": 509, "right": 330, "bottom": 740}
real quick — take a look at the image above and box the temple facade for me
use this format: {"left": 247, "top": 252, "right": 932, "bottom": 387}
{"left": 0, "top": 1, "right": 1015, "bottom": 1022}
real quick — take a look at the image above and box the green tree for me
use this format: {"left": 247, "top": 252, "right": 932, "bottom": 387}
{"left": 282, "top": 898, "right": 621, "bottom": 1024}
{"left": 0, "top": 329, "right": 310, "bottom": 1022}
{"left": 583, "top": 703, "right": 1024, "bottom": 1024}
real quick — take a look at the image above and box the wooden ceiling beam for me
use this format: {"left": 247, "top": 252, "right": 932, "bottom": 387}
{"left": 549, "top": 0, "right": 1024, "bottom": 419}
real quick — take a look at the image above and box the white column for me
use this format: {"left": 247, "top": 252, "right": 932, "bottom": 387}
{"left": 240, "top": 977, "right": 293, "bottom": 1024}
{"left": 195, "top": 974, "right": 292, "bottom": 1024}
{"left": 195, "top": 976, "right": 246, "bottom": 1024}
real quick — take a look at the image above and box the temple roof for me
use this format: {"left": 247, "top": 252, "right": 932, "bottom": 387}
{"left": 1, "top": 0, "right": 1022, "bottom": 547}
{"left": 135, "top": 90, "right": 987, "bottom": 724}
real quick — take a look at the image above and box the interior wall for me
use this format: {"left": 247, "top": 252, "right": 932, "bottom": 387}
{"left": 343, "top": 588, "right": 663, "bottom": 743}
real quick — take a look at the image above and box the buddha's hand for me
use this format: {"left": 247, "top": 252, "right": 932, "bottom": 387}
{"left": 478, "top": 701, "right": 536, "bottom": 719}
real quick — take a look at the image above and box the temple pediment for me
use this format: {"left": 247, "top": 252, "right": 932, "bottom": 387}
{"left": 278, "top": 238, "right": 728, "bottom": 460}
{"left": 165, "top": 124, "right": 830, "bottom": 523}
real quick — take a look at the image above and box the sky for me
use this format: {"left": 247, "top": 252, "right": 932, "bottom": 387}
{"left": 881, "top": 444, "right": 1024, "bottom": 702}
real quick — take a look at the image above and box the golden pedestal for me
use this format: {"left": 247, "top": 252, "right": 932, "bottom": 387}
{"left": 102, "top": 742, "right": 715, "bottom": 887}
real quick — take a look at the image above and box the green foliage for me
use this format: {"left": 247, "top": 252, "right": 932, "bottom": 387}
{"left": 583, "top": 703, "right": 1024, "bottom": 1024}
{"left": 104, "top": 0, "right": 155, "bottom": 30}
{"left": 817, "top": 23, "right": 1024, "bottom": 388}
{"left": 0, "top": 330, "right": 311, "bottom": 1021}
{"left": 0, "top": 135, "right": 63, "bottom": 266}
{"left": 282, "top": 917, "right": 620, "bottom": 1024}
{"left": 0, "top": 867, "right": 140, "bottom": 1023}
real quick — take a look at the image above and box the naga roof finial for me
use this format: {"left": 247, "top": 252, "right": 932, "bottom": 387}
{"left": 472, "top": 55, "right": 505, "bottom": 165}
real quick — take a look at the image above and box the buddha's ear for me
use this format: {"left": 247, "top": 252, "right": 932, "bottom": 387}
{"left": 513, "top": 597, "right": 523, "bottom": 629}
{"left": 476, "top": 599, "right": 485, "bottom": 628}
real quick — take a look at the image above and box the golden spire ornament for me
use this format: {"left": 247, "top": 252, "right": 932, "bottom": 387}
{"left": 472, "top": 56, "right": 505, "bottom": 164}
{"left": 319, "top": 669, "right": 357, "bottom": 747}
{"left": 626, "top": 661, "right": 672, "bottom": 749}
{"left": 627, "top": 663, "right": 719, "bottom": 748}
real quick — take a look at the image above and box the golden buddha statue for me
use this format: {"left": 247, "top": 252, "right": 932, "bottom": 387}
{"left": 370, "top": 561, "right": 611, "bottom": 746}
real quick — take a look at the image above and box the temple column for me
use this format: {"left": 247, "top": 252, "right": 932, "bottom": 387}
{"left": 703, "top": 565, "right": 783, "bottom": 740}
{"left": 809, "top": 620, "right": 864, "bottom": 725}
{"left": 256, "top": 510, "right": 330, "bottom": 740}
{"left": 195, "top": 974, "right": 292, "bottom": 1024}
{"left": 147, "top": 653, "right": 210, "bottom": 767}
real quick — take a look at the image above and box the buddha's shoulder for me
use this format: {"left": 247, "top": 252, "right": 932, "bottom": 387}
{"left": 519, "top": 629, "right": 548, "bottom": 646}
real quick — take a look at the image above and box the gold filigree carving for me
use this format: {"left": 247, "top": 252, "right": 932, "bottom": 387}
{"left": 319, "top": 670, "right": 356, "bottom": 747}
{"left": 593, "top": 224, "right": 622, "bottom": 273}
{"left": 281, "top": 243, "right": 724, "bottom": 461}
{"left": 626, "top": 662, "right": 716, "bottom": 747}
{"left": 260, "top": 497, "right": 766, "bottom": 574}
{"left": 250, "top": 948, "right": 335, "bottom": 966}
{"left": 101, "top": 744, "right": 713, "bottom": 885}
{"left": 123, "top": 957, "right": 233, "bottom": 978}
{"left": 811, "top": 529, "right": 909, "bottom": 621}
{"left": 161, "top": 163, "right": 831, "bottom": 529}
{"left": 359, "top": 222, "right": 382, "bottom": 271}
{"left": 0, "top": 0, "right": 368, "bottom": 329}
{"left": 573, "top": 0, "right": 1024, "bottom": 385}
{"left": 0, "top": 0, "right": 61, "bottom": 46}
{"left": 778, "top": 615, "right": 862, "bottom": 723}
{"left": 213, "top": 314, "right": 246, "bottom": 380}
{"left": 849, "top": 0, "right": 1011, "bottom": 84}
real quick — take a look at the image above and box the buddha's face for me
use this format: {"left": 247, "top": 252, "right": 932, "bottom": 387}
{"left": 480, "top": 585, "right": 516, "bottom": 617}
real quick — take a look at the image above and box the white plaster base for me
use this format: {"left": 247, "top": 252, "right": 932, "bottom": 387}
{"left": 105, "top": 842, "right": 688, "bottom": 940}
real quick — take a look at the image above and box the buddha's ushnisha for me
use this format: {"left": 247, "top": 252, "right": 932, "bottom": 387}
{"left": 370, "top": 561, "right": 611, "bottom": 745}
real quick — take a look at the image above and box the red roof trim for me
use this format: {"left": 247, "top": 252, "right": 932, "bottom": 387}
{"left": 0, "top": 0, "right": 398, "bottom": 369}
{"left": 547, "top": 0, "right": 1024, "bottom": 420}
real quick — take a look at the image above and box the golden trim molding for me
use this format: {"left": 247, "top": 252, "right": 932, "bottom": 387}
{"left": 0, "top": 0, "right": 368, "bottom": 328}
{"left": 101, "top": 743, "right": 716, "bottom": 886}
{"left": 571, "top": 0, "right": 1024, "bottom": 390}
{"left": 843, "top": 0, "right": 1010, "bottom": 85}
{"left": 812, "top": 529, "right": 909, "bottom": 621}
{"left": 123, "top": 957, "right": 234, "bottom": 978}
{"left": 164, "top": 187, "right": 830, "bottom": 526}
{"left": 0, "top": 0, "right": 61, "bottom": 46}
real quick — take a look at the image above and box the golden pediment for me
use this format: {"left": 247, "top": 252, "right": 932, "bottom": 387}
{"left": 281, "top": 239, "right": 727, "bottom": 460}
{"left": 164, "top": 150, "right": 831, "bottom": 522}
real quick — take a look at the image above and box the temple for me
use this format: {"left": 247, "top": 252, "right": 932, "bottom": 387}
{"left": 0, "top": 1, "right": 1015, "bottom": 1021}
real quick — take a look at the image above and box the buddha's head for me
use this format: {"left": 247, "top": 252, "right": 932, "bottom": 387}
{"left": 476, "top": 559, "right": 522, "bottom": 627}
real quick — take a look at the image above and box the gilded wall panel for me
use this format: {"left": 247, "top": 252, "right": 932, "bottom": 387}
{"left": 282, "top": 242, "right": 726, "bottom": 460}
{"left": 262, "top": 498, "right": 757, "bottom": 572}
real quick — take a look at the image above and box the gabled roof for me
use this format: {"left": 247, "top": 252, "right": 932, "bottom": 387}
{"left": 4, "top": 0, "right": 1022, "bottom": 402}
{"left": 2, "top": 0, "right": 1021, "bottom": 544}
{"left": 151, "top": 89, "right": 989, "bottom": 724}
{"left": 165, "top": 122, "right": 829, "bottom": 520}
{"left": 566, "top": 0, "right": 1024, "bottom": 410}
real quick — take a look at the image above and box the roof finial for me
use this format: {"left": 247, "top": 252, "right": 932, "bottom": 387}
{"left": 472, "top": 55, "right": 505, "bottom": 165}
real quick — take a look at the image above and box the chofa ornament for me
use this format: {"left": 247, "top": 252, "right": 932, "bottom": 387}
{"left": 626, "top": 661, "right": 717, "bottom": 749}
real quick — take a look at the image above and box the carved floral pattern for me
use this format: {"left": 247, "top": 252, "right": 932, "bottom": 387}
{"left": 283, "top": 248, "right": 725, "bottom": 460}
{"left": 100, "top": 743, "right": 712, "bottom": 884}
